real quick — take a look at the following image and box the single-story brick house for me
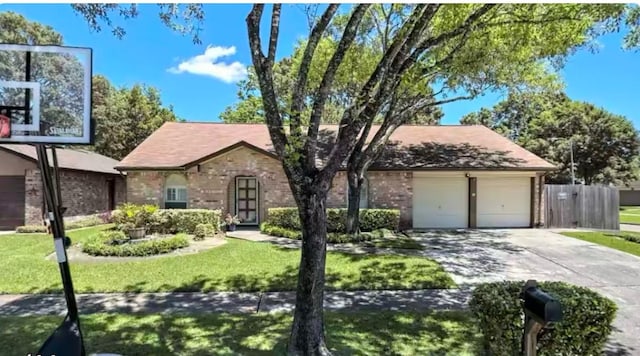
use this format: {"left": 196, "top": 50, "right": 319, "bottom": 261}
{"left": 117, "top": 122, "right": 555, "bottom": 229}
{"left": 0, "top": 145, "right": 126, "bottom": 230}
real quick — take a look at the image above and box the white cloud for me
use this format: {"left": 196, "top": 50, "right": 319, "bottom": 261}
{"left": 168, "top": 45, "right": 248, "bottom": 84}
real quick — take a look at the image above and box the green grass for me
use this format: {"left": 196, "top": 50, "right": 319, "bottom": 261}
{"left": 0, "top": 311, "right": 480, "bottom": 355}
{"left": 561, "top": 230, "right": 640, "bottom": 257}
{"left": 367, "top": 235, "right": 424, "bottom": 250}
{"left": 0, "top": 226, "right": 454, "bottom": 293}
{"left": 619, "top": 206, "right": 640, "bottom": 224}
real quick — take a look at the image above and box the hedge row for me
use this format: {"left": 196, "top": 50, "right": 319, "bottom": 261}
{"left": 16, "top": 215, "right": 109, "bottom": 234}
{"left": 81, "top": 231, "right": 189, "bottom": 257}
{"left": 266, "top": 208, "right": 400, "bottom": 232}
{"left": 111, "top": 204, "right": 222, "bottom": 235}
{"left": 260, "top": 222, "right": 381, "bottom": 243}
{"left": 470, "top": 281, "right": 617, "bottom": 355}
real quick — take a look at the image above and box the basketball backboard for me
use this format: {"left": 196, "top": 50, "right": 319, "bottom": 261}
{"left": 0, "top": 44, "right": 93, "bottom": 144}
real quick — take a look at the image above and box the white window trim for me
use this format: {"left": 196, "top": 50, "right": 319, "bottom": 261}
{"left": 235, "top": 176, "right": 259, "bottom": 225}
{"left": 165, "top": 186, "right": 188, "bottom": 203}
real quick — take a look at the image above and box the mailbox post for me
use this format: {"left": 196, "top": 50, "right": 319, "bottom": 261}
{"left": 520, "top": 280, "right": 563, "bottom": 356}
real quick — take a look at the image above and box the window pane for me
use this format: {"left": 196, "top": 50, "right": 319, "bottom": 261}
{"left": 248, "top": 190, "right": 256, "bottom": 199}
{"left": 177, "top": 188, "right": 187, "bottom": 202}
{"left": 248, "top": 179, "right": 256, "bottom": 188}
{"left": 238, "top": 211, "right": 248, "bottom": 220}
{"left": 166, "top": 188, "right": 176, "bottom": 201}
{"left": 247, "top": 211, "right": 256, "bottom": 223}
{"left": 239, "top": 201, "right": 246, "bottom": 209}
{"left": 239, "top": 190, "right": 246, "bottom": 199}
{"left": 238, "top": 179, "right": 246, "bottom": 188}
{"left": 249, "top": 200, "right": 256, "bottom": 209}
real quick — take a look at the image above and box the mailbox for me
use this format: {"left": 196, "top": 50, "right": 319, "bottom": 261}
{"left": 522, "top": 283, "right": 563, "bottom": 324}
{"left": 520, "top": 280, "right": 563, "bottom": 356}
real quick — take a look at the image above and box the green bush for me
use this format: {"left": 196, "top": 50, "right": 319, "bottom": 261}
{"left": 194, "top": 223, "right": 215, "bottom": 240}
{"left": 616, "top": 232, "right": 640, "bottom": 244}
{"left": 82, "top": 232, "right": 189, "bottom": 257}
{"left": 469, "top": 281, "right": 617, "bottom": 356}
{"left": 15, "top": 225, "right": 48, "bottom": 233}
{"left": 112, "top": 204, "right": 221, "bottom": 235}
{"left": 266, "top": 208, "right": 400, "bottom": 232}
{"left": 260, "top": 222, "right": 302, "bottom": 240}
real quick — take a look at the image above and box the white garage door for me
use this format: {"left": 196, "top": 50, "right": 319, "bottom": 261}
{"left": 477, "top": 177, "right": 531, "bottom": 228}
{"left": 413, "top": 177, "right": 468, "bottom": 228}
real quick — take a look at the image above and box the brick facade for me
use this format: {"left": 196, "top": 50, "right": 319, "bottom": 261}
{"left": 25, "top": 169, "right": 126, "bottom": 225}
{"left": 124, "top": 146, "right": 546, "bottom": 229}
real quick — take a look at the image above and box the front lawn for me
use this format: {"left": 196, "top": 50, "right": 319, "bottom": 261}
{"left": 619, "top": 206, "right": 640, "bottom": 224}
{"left": 0, "top": 226, "right": 454, "bottom": 293}
{"left": 561, "top": 230, "right": 640, "bottom": 257}
{"left": 0, "top": 311, "right": 480, "bottom": 355}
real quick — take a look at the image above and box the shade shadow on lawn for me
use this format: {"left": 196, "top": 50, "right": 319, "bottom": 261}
{"left": 0, "top": 311, "right": 481, "bottom": 356}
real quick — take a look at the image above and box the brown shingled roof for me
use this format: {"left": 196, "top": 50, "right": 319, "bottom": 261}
{"left": 0, "top": 144, "right": 121, "bottom": 175}
{"left": 116, "top": 122, "right": 555, "bottom": 171}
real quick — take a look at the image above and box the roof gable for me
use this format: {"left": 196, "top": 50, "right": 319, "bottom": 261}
{"left": 0, "top": 144, "right": 122, "bottom": 175}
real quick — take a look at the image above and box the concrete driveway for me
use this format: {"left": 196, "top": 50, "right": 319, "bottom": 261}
{"left": 412, "top": 229, "right": 640, "bottom": 356}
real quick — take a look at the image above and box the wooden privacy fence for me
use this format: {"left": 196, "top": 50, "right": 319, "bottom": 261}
{"left": 544, "top": 184, "right": 619, "bottom": 230}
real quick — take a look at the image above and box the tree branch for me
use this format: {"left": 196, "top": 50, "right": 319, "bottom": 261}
{"left": 305, "top": 4, "right": 370, "bottom": 169}
{"left": 246, "top": 5, "right": 287, "bottom": 158}
{"left": 267, "top": 4, "right": 281, "bottom": 63}
{"left": 290, "top": 4, "right": 339, "bottom": 136}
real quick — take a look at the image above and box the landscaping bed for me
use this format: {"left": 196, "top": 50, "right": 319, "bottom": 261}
{"left": 81, "top": 230, "right": 190, "bottom": 257}
{"left": 0, "top": 311, "right": 479, "bottom": 355}
{"left": 0, "top": 225, "right": 454, "bottom": 293}
{"left": 562, "top": 230, "right": 640, "bottom": 257}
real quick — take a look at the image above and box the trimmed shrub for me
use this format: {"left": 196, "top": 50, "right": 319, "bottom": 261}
{"left": 266, "top": 207, "right": 400, "bottom": 232}
{"left": 260, "top": 222, "right": 302, "bottom": 240}
{"left": 469, "top": 281, "right": 617, "bottom": 356}
{"left": 15, "top": 225, "right": 48, "bottom": 233}
{"left": 194, "top": 223, "right": 215, "bottom": 240}
{"left": 112, "top": 204, "right": 222, "bottom": 235}
{"left": 82, "top": 232, "right": 189, "bottom": 257}
{"left": 359, "top": 209, "right": 401, "bottom": 232}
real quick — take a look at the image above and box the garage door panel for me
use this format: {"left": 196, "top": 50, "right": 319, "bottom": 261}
{"left": 0, "top": 176, "right": 25, "bottom": 230}
{"left": 413, "top": 177, "right": 468, "bottom": 229}
{"left": 477, "top": 177, "right": 531, "bottom": 228}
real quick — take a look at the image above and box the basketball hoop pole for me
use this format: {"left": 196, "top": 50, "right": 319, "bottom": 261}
{"left": 35, "top": 144, "right": 86, "bottom": 355}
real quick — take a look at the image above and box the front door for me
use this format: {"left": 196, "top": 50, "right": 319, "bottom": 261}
{"left": 236, "top": 177, "right": 258, "bottom": 225}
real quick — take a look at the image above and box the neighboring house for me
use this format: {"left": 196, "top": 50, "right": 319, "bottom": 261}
{"left": 116, "top": 122, "right": 556, "bottom": 229}
{"left": 0, "top": 145, "right": 126, "bottom": 230}
{"left": 618, "top": 181, "right": 640, "bottom": 206}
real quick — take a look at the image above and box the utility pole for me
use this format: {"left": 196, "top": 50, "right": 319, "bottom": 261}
{"left": 569, "top": 138, "right": 575, "bottom": 185}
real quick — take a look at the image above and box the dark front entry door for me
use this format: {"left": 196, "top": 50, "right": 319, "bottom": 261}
{"left": 236, "top": 177, "right": 258, "bottom": 225}
{"left": 107, "top": 179, "right": 116, "bottom": 211}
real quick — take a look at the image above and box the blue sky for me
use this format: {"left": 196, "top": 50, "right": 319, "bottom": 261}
{"left": 2, "top": 4, "right": 639, "bottom": 126}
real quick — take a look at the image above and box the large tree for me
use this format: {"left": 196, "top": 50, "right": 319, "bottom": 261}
{"left": 461, "top": 91, "right": 639, "bottom": 185}
{"left": 72, "top": 4, "right": 636, "bottom": 354}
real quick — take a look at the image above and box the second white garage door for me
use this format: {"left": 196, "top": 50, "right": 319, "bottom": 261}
{"left": 477, "top": 177, "right": 531, "bottom": 228}
{"left": 413, "top": 177, "right": 468, "bottom": 228}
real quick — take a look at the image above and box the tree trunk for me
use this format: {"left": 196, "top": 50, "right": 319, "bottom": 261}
{"left": 288, "top": 189, "right": 332, "bottom": 356}
{"left": 345, "top": 170, "right": 362, "bottom": 235}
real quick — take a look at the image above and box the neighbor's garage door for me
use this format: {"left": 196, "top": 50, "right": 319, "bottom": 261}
{"left": 413, "top": 176, "right": 468, "bottom": 228}
{"left": 0, "top": 176, "right": 25, "bottom": 230}
{"left": 477, "top": 177, "right": 531, "bottom": 228}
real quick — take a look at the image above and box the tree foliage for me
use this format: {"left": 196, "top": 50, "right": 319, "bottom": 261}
{"left": 91, "top": 76, "right": 180, "bottom": 160}
{"left": 461, "top": 91, "right": 639, "bottom": 185}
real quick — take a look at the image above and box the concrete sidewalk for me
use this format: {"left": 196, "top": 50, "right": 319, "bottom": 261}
{"left": 0, "top": 289, "right": 471, "bottom": 316}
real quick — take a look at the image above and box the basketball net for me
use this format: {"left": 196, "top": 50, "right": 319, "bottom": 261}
{"left": 0, "top": 114, "right": 11, "bottom": 138}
